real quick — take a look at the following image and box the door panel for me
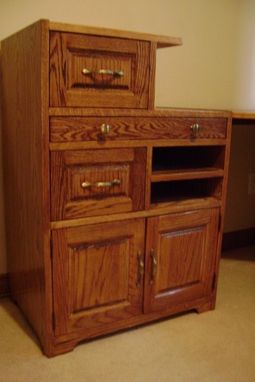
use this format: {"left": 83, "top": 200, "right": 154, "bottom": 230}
{"left": 52, "top": 219, "right": 145, "bottom": 335}
{"left": 144, "top": 209, "right": 219, "bottom": 313}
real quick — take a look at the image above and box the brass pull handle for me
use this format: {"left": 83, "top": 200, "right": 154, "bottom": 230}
{"left": 136, "top": 251, "right": 144, "bottom": 287}
{"left": 98, "top": 69, "right": 124, "bottom": 77}
{"left": 100, "top": 123, "right": 111, "bottom": 135}
{"left": 81, "top": 179, "right": 121, "bottom": 189}
{"left": 150, "top": 248, "right": 157, "bottom": 284}
{"left": 82, "top": 68, "right": 124, "bottom": 77}
{"left": 190, "top": 123, "right": 201, "bottom": 136}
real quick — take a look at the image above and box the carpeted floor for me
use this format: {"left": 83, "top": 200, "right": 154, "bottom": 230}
{"left": 0, "top": 246, "right": 255, "bottom": 382}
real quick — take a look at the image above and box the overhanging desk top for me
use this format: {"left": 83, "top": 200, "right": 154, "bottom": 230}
{"left": 232, "top": 111, "right": 255, "bottom": 120}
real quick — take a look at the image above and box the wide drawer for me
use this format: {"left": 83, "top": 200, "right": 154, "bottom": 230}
{"left": 50, "top": 116, "right": 227, "bottom": 142}
{"left": 51, "top": 148, "right": 146, "bottom": 220}
{"left": 49, "top": 32, "right": 151, "bottom": 108}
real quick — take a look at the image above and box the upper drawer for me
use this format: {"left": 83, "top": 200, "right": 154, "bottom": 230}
{"left": 50, "top": 116, "right": 227, "bottom": 142}
{"left": 49, "top": 32, "right": 151, "bottom": 108}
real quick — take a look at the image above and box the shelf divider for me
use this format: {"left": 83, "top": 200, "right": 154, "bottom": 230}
{"left": 151, "top": 167, "right": 224, "bottom": 182}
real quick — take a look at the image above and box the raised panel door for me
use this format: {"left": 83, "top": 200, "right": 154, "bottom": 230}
{"left": 52, "top": 218, "right": 145, "bottom": 336}
{"left": 144, "top": 209, "right": 219, "bottom": 313}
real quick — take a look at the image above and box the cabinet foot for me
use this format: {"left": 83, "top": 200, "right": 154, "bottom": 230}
{"left": 196, "top": 299, "right": 216, "bottom": 314}
{"left": 43, "top": 340, "right": 77, "bottom": 358}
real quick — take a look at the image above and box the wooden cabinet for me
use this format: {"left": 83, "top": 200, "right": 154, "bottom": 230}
{"left": 1, "top": 20, "right": 232, "bottom": 357}
{"left": 144, "top": 209, "right": 219, "bottom": 313}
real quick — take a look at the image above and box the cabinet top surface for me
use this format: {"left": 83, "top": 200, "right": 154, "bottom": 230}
{"left": 48, "top": 20, "right": 182, "bottom": 48}
{"left": 1, "top": 19, "right": 181, "bottom": 48}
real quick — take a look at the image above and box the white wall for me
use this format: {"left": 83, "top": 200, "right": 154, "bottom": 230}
{"left": 0, "top": 0, "right": 255, "bottom": 274}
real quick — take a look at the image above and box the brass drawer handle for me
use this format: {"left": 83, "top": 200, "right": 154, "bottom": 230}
{"left": 150, "top": 248, "right": 157, "bottom": 284}
{"left": 190, "top": 123, "right": 201, "bottom": 136}
{"left": 82, "top": 68, "right": 124, "bottom": 77}
{"left": 136, "top": 251, "right": 145, "bottom": 287}
{"left": 100, "top": 123, "right": 111, "bottom": 135}
{"left": 81, "top": 179, "right": 121, "bottom": 189}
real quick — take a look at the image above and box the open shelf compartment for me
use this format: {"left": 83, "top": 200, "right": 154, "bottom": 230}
{"left": 152, "top": 146, "right": 225, "bottom": 182}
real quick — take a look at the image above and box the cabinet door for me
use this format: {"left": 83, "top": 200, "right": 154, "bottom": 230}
{"left": 144, "top": 209, "right": 219, "bottom": 313}
{"left": 52, "top": 219, "right": 145, "bottom": 336}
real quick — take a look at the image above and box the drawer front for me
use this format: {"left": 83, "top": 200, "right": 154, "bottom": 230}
{"left": 50, "top": 32, "right": 151, "bottom": 108}
{"left": 50, "top": 116, "right": 227, "bottom": 142}
{"left": 51, "top": 148, "right": 146, "bottom": 220}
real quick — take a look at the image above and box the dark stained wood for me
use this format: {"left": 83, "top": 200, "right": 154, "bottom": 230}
{"left": 0, "top": 273, "right": 10, "bottom": 297}
{"left": 52, "top": 219, "right": 145, "bottom": 335}
{"left": 51, "top": 148, "right": 146, "bottom": 220}
{"left": 50, "top": 116, "right": 227, "bottom": 142}
{"left": 1, "top": 20, "right": 52, "bottom": 350}
{"left": 50, "top": 32, "right": 151, "bottom": 108}
{"left": 144, "top": 208, "right": 219, "bottom": 313}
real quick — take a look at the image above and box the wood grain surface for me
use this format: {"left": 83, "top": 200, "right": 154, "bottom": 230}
{"left": 52, "top": 219, "right": 145, "bottom": 335}
{"left": 50, "top": 32, "right": 151, "bottom": 108}
{"left": 1, "top": 20, "right": 51, "bottom": 349}
{"left": 50, "top": 116, "right": 227, "bottom": 142}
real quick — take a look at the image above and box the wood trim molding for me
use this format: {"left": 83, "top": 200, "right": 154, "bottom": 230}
{"left": 222, "top": 228, "right": 255, "bottom": 251}
{"left": 0, "top": 273, "right": 10, "bottom": 298}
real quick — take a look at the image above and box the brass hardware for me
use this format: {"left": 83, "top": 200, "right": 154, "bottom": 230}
{"left": 82, "top": 68, "right": 124, "bottom": 77}
{"left": 81, "top": 68, "right": 92, "bottom": 75}
{"left": 137, "top": 251, "right": 145, "bottom": 286}
{"left": 190, "top": 123, "right": 201, "bottom": 136}
{"left": 150, "top": 248, "right": 157, "bottom": 284}
{"left": 81, "top": 179, "right": 121, "bottom": 189}
{"left": 98, "top": 69, "right": 124, "bottom": 77}
{"left": 100, "top": 123, "right": 111, "bottom": 135}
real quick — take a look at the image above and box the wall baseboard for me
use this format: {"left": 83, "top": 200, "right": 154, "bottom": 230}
{"left": 0, "top": 273, "right": 10, "bottom": 298}
{"left": 222, "top": 227, "right": 255, "bottom": 251}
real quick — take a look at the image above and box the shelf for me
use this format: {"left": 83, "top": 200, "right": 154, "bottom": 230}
{"left": 151, "top": 167, "right": 224, "bottom": 182}
{"left": 150, "top": 178, "right": 222, "bottom": 205}
{"left": 150, "top": 196, "right": 221, "bottom": 211}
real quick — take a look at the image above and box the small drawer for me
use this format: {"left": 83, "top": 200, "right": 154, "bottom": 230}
{"left": 50, "top": 116, "right": 227, "bottom": 142}
{"left": 51, "top": 148, "right": 146, "bottom": 220}
{"left": 50, "top": 32, "right": 151, "bottom": 108}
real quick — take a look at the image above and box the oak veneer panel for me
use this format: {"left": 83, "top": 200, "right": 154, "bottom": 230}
{"left": 50, "top": 116, "right": 227, "bottom": 142}
{"left": 1, "top": 20, "right": 51, "bottom": 347}
{"left": 52, "top": 219, "right": 145, "bottom": 335}
{"left": 144, "top": 208, "right": 219, "bottom": 313}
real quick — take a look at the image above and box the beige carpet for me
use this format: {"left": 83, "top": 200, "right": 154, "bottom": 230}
{"left": 0, "top": 246, "right": 255, "bottom": 382}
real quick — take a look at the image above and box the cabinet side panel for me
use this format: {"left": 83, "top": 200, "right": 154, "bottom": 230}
{"left": 1, "top": 21, "right": 50, "bottom": 345}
